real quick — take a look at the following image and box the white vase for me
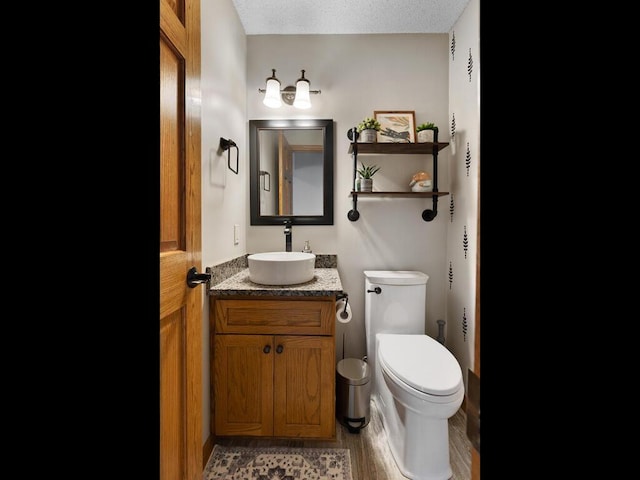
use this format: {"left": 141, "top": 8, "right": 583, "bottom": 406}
{"left": 359, "top": 129, "right": 377, "bottom": 143}
{"left": 417, "top": 130, "right": 434, "bottom": 143}
{"left": 360, "top": 178, "right": 373, "bottom": 192}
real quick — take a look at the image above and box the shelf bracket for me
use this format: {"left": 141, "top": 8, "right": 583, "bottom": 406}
{"left": 421, "top": 128, "right": 440, "bottom": 222}
{"left": 347, "top": 127, "right": 360, "bottom": 221}
{"left": 422, "top": 195, "right": 438, "bottom": 221}
{"left": 348, "top": 193, "right": 360, "bottom": 221}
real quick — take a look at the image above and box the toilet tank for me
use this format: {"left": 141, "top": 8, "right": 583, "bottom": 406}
{"left": 364, "top": 271, "right": 429, "bottom": 392}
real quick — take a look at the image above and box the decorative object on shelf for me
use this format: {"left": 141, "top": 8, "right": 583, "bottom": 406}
{"left": 258, "top": 69, "right": 321, "bottom": 109}
{"left": 416, "top": 123, "right": 438, "bottom": 143}
{"left": 360, "top": 178, "right": 373, "bottom": 192}
{"left": 356, "top": 162, "right": 380, "bottom": 192}
{"left": 356, "top": 117, "right": 381, "bottom": 143}
{"left": 409, "top": 171, "right": 432, "bottom": 192}
{"left": 374, "top": 110, "right": 416, "bottom": 143}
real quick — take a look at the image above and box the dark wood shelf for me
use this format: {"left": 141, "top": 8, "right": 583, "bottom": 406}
{"left": 350, "top": 191, "right": 449, "bottom": 197}
{"left": 347, "top": 140, "right": 449, "bottom": 222}
{"left": 348, "top": 142, "right": 449, "bottom": 155}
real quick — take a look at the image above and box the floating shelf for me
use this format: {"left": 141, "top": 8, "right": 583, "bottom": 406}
{"left": 347, "top": 130, "right": 450, "bottom": 222}
{"left": 349, "top": 191, "right": 449, "bottom": 197}
{"left": 348, "top": 142, "right": 449, "bottom": 155}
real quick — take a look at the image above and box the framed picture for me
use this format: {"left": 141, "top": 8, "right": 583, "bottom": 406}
{"left": 374, "top": 110, "right": 416, "bottom": 143}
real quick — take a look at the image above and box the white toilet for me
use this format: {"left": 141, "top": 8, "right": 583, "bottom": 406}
{"left": 364, "top": 270, "right": 464, "bottom": 480}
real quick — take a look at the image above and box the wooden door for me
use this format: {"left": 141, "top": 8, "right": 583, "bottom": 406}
{"left": 273, "top": 335, "right": 335, "bottom": 438}
{"left": 159, "top": 0, "right": 202, "bottom": 479}
{"left": 278, "top": 132, "right": 293, "bottom": 215}
{"left": 213, "top": 334, "right": 274, "bottom": 436}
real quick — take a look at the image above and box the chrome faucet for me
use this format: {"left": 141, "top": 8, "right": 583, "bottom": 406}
{"left": 283, "top": 220, "right": 292, "bottom": 252}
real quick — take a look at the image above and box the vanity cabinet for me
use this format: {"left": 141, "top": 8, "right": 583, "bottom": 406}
{"left": 211, "top": 296, "right": 336, "bottom": 439}
{"left": 348, "top": 133, "right": 450, "bottom": 222}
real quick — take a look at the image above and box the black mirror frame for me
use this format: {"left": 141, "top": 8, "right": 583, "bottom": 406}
{"left": 249, "top": 118, "right": 334, "bottom": 225}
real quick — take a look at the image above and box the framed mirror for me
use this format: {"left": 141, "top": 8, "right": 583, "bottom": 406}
{"left": 249, "top": 119, "right": 334, "bottom": 225}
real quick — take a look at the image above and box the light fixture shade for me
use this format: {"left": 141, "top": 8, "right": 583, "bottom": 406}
{"left": 263, "top": 69, "right": 282, "bottom": 108}
{"left": 293, "top": 70, "right": 311, "bottom": 109}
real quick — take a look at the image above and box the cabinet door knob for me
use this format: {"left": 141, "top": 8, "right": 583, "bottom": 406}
{"left": 276, "top": 345, "right": 284, "bottom": 354}
{"left": 263, "top": 345, "right": 271, "bottom": 354}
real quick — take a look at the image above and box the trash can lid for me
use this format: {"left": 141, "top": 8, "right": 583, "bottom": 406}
{"left": 337, "top": 358, "right": 370, "bottom": 385}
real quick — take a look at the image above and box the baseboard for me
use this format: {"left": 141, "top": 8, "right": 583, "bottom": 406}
{"left": 202, "top": 434, "right": 214, "bottom": 469}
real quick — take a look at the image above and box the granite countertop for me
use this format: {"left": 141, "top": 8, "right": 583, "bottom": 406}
{"left": 209, "top": 268, "right": 343, "bottom": 297}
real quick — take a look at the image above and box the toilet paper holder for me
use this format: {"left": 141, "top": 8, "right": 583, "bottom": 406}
{"left": 336, "top": 292, "right": 349, "bottom": 317}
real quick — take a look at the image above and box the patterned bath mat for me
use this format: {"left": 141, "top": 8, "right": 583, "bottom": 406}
{"left": 203, "top": 445, "right": 353, "bottom": 480}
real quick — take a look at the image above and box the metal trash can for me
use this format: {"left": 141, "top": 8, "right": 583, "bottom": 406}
{"left": 336, "top": 358, "right": 371, "bottom": 433}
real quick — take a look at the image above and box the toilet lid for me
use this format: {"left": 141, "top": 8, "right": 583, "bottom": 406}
{"left": 364, "top": 270, "right": 429, "bottom": 285}
{"left": 378, "top": 334, "right": 463, "bottom": 396}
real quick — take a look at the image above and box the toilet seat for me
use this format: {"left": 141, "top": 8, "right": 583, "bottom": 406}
{"left": 377, "top": 334, "right": 463, "bottom": 397}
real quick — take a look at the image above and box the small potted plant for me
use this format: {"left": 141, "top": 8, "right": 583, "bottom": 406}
{"left": 356, "top": 162, "right": 381, "bottom": 192}
{"left": 357, "top": 117, "right": 381, "bottom": 143}
{"left": 416, "top": 122, "right": 438, "bottom": 143}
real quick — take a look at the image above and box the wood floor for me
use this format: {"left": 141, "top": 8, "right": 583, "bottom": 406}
{"left": 213, "top": 399, "right": 472, "bottom": 479}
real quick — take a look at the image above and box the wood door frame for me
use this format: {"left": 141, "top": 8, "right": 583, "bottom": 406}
{"left": 278, "top": 131, "right": 292, "bottom": 215}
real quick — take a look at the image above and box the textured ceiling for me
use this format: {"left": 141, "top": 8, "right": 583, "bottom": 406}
{"left": 232, "top": 0, "right": 471, "bottom": 35}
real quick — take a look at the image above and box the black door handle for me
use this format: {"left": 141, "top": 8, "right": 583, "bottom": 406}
{"left": 186, "top": 267, "right": 211, "bottom": 288}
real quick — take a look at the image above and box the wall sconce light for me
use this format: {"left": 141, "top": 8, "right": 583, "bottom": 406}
{"left": 258, "top": 69, "right": 321, "bottom": 109}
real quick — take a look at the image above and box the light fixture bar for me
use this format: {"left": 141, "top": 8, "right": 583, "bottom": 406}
{"left": 258, "top": 68, "right": 321, "bottom": 108}
{"left": 258, "top": 88, "right": 322, "bottom": 94}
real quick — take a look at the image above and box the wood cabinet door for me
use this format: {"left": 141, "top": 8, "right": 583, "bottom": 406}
{"left": 273, "top": 336, "right": 336, "bottom": 438}
{"left": 214, "top": 335, "right": 274, "bottom": 436}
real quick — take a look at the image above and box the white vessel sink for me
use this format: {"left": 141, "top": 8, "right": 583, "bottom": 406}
{"left": 248, "top": 251, "right": 316, "bottom": 286}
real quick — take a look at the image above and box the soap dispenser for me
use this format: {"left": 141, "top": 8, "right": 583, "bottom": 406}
{"left": 302, "top": 240, "right": 312, "bottom": 253}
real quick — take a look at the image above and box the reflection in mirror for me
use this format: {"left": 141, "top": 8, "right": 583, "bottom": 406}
{"left": 250, "top": 119, "right": 334, "bottom": 225}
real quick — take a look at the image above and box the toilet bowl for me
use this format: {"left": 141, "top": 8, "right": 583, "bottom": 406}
{"left": 364, "top": 270, "right": 464, "bottom": 480}
{"left": 377, "top": 334, "right": 464, "bottom": 480}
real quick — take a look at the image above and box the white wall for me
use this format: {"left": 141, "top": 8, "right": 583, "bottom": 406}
{"left": 200, "top": 0, "right": 247, "bottom": 442}
{"left": 447, "top": 0, "right": 480, "bottom": 389}
{"left": 245, "top": 34, "right": 451, "bottom": 364}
